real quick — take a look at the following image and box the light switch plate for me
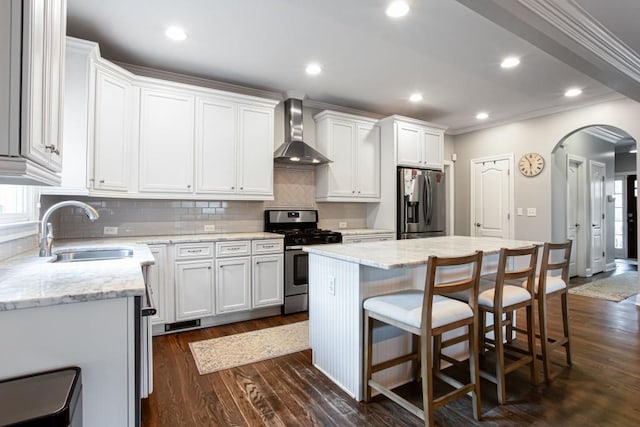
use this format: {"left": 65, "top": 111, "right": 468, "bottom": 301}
{"left": 338, "top": 222, "right": 348, "bottom": 229}
{"left": 204, "top": 224, "right": 216, "bottom": 232}
{"left": 517, "top": 208, "right": 523, "bottom": 216}
{"left": 527, "top": 208, "right": 537, "bottom": 217}
{"left": 103, "top": 226, "right": 118, "bottom": 235}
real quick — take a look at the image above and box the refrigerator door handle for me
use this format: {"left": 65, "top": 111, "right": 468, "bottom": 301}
{"left": 426, "top": 173, "right": 432, "bottom": 225}
{"left": 423, "top": 174, "right": 429, "bottom": 226}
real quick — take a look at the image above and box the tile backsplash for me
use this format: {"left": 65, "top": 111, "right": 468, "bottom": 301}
{"left": 40, "top": 166, "right": 367, "bottom": 239}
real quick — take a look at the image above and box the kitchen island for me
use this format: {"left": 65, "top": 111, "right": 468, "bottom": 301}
{"left": 304, "top": 235, "right": 539, "bottom": 401}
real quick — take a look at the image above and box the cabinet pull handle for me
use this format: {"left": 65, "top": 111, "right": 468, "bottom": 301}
{"left": 357, "top": 190, "right": 361, "bottom": 194}
{"left": 187, "top": 249, "right": 202, "bottom": 253}
{"left": 262, "top": 245, "right": 274, "bottom": 249}
{"left": 44, "top": 145, "right": 60, "bottom": 155}
{"left": 99, "top": 179, "right": 105, "bottom": 184}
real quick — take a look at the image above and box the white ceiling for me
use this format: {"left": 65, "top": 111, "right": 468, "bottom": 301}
{"left": 66, "top": 0, "right": 629, "bottom": 134}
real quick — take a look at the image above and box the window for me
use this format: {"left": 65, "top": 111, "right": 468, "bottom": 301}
{"left": 614, "top": 179, "right": 624, "bottom": 250}
{"left": 0, "top": 185, "right": 40, "bottom": 241}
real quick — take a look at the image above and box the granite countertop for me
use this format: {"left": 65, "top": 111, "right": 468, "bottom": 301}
{"left": 336, "top": 229, "right": 395, "bottom": 236}
{"left": 0, "top": 232, "right": 283, "bottom": 312}
{"left": 303, "top": 235, "right": 541, "bottom": 270}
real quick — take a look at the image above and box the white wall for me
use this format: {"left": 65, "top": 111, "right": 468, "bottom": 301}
{"left": 451, "top": 98, "right": 640, "bottom": 246}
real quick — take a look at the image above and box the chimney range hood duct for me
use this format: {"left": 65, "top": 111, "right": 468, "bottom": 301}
{"left": 274, "top": 98, "right": 332, "bottom": 165}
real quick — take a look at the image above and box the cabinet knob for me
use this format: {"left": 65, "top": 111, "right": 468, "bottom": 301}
{"left": 187, "top": 184, "right": 191, "bottom": 189}
{"left": 240, "top": 187, "right": 244, "bottom": 190}
{"left": 358, "top": 190, "right": 361, "bottom": 194}
{"left": 208, "top": 266, "right": 212, "bottom": 269}
{"left": 231, "top": 186, "right": 235, "bottom": 190}
{"left": 99, "top": 179, "right": 105, "bottom": 184}
{"left": 352, "top": 190, "right": 355, "bottom": 194}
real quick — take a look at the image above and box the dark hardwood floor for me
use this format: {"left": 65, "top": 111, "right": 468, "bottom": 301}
{"left": 143, "top": 268, "right": 640, "bottom": 426}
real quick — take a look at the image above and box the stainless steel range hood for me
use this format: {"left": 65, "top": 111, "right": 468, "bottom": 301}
{"left": 274, "top": 98, "right": 331, "bottom": 165}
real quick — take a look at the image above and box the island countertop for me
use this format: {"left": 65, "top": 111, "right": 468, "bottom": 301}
{"left": 303, "top": 235, "right": 541, "bottom": 269}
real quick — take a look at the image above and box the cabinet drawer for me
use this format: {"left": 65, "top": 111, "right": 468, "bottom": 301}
{"left": 252, "top": 239, "right": 283, "bottom": 254}
{"left": 216, "top": 240, "right": 251, "bottom": 257}
{"left": 343, "top": 234, "right": 395, "bottom": 244}
{"left": 175, "top": 243, "right": 214, "bottom": 259}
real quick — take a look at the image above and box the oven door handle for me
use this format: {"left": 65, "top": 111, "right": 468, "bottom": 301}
{"left": 287, "top": 245, "right": 304, "bottom": 250}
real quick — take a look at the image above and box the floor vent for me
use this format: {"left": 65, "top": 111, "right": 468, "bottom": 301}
{"left": 165, "top": 319, "right": 200, "bottom": 332}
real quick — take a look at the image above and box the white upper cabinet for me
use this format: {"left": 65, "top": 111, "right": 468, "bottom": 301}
{"left": 391, "top": 116, "right": 446, "bottom": 170}
{"left": 195, "top": 97, "right": 237, "bottom": 193}
{"left": 93, "top": 64, "right": 133, "bottom": 192}
{"left": 1, "top": 0, "right": 66, "bottom": 185}
{"left": 314, "top": 111, "right": 380, "bottom": 202}
{"left": 195, "top": 99, "right": 275, "bottom": 197}
{"left": 138, "top": 86, "right": 195, "bottom": 193}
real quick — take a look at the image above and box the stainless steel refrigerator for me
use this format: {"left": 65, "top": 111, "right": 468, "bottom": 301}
{"left": 397, "top": 167, "right": 446, "bottom": 239}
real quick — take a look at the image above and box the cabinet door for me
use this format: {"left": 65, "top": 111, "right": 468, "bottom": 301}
{"left": 139, "top": 87, "right": 194, "bottom": 193}
{"left": 396, "top": 122, "right": 422, "bottom": 168}
{"left": 20, "top": 0, "right": 49, "bottom": 167}
{"left": 252, "top": 254, "right": 283, "bottom": 308}
{"left": 195, "top": 97, "right": 237, "bottom": 193}
{"left": 93, "top": 68, "right": 131, "bottom": 191}
{"left": 175, "top": 260, "right": 214, "bottom": 321}
{"left": 215, "top": 257, "right": 251, "bottom": 313}
{"left": 237, "top": 104, "right": 273, "bottom": 195}
{"left": 327, "top": 119, "right": 355, "bottom": 196}
{"left": 355, "top": 123, "right": 380, "bottom": 198}
{"left": 43, "top": 0, "right": 65, "bottom": 171}
{"left": 422, "top": 128, "right": 444, "bottom": 170}
{"left": 147, "top": 245, "right": 167, "bottom": 325}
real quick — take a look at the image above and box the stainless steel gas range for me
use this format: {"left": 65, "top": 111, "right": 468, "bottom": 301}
{"left": 264, "top": 210, "right": 342, "bottom": 314}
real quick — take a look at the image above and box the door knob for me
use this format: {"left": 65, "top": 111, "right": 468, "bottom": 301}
{"left": 592, "top": 224, "right": 597, "bottom": 227}
{"left": 475, "top": 222, "right": 481, "bottom": 227}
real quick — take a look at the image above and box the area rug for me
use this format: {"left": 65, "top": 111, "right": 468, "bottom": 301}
{"left": 189, "top": 321, "right": 309, "bottom": 375}
{"left": 569, "top": 272, "right": 638, "bottom": 302}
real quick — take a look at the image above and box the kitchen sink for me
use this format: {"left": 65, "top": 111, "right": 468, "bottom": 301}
{"left": 52, "top": 248, "right": 134, "bottom": 263}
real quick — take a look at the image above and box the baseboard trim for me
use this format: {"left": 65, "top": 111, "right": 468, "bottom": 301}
{"left": 605, "top": 262, "right": 617, "bottom": 272}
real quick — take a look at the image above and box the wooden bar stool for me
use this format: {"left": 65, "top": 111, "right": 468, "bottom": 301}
{"left": 477, "top": 246, "right": 539, "bottom": 404}
{"left": 531, "top": 241, "right": 573, "bottom": 382}
{"left": 363, "top": 251, "right": 483, "bottom": 426}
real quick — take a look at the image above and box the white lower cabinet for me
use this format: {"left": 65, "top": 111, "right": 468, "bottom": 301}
{"left": 147, "top": 244, "right": 168, "bottom": 325}
{"left": 252, "top": 254, "right": 283, "bottom": 308}
{"left": 175, "top": 259, "right": 214, "bottom": 321}
{"left": 215, "top": 257, "right": 251, "bottom": 313}
{"left": 342, "top": 232, "right": 395, "bottom": 244}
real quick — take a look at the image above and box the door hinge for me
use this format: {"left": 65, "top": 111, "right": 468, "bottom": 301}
{"left": 603, "top": 251, "right": 605, "bottom": 257}
{"left": 602, "top": 213, "right": 605, "bottom": 219}
{"left": 507, "top": 213, "right": 511, "bottom": 220}
{"left": 507, "top": 169, "right": 510, "bottom": 176}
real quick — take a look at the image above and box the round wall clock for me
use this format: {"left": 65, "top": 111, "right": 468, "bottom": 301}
{"left": 518, "top": 152, "right": 545, "bottom": 177}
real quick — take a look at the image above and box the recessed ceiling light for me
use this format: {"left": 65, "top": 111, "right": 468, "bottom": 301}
{"left": 305, "top": 63, "right": 322, "bottom": 75}
{"left": 165, "top": 26, "right": 187, "bottom": 41}
{"left": 500, "top": 56, "right": 520, "bottom": 69}
{"left": 409, "top": 93, "right": 423, "bottom": 102}
{"left": 564, "top": 88, "right": 582, "bottom": 97}
{"left": 386, "top": 1, "right": 410, "bottom": 18}
{"left": 476, "top": 112, "right": 489, "bottom": 120}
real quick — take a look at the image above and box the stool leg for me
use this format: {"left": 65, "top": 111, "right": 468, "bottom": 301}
{"left": 561, "top": 291, "right": 572, "bottom": 366}
{"left": 538, "top": 294, "right": 551, "bottom": 383}
{"left": 363, "top": 312, "right": 373, "bottom": 401}
{"left": 433, "top": 335, "right": 442, "bottom": 377}
{"left": 494, "top": 310, "right": 507, "bottom": 404}
{"left": 422, "top": 331, "right": 435, "bottom": 427}
{"left": 478, "top": 309, "right": 486, "bottom": 355}
{"left": 469, "top": 322, "right": 482, "bottom": 421}
{"left": 505, "top": 311, "right": 514, "bottom": 343}
{"left": 526, "top": 304, "right": 538, "bottom": 386}
{"left": 413, "top": 334, "right": 421, "bottom": 381}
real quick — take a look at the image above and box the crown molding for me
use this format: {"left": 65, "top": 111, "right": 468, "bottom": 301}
{"left": 517, "top": 0, "right": 640, "bottom": 84}
{"left": 447, "top": 92, "right": 625, "bottom": 135}
{"left": 581, "top": 126, "right": 629, "bottom": 143}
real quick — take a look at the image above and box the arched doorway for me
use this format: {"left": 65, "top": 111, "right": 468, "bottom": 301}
{"left": 551, "top": 125, "right": 636, "bottom": 277}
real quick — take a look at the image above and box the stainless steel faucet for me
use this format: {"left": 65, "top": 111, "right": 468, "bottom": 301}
{"left": 39, "top": 200, "right": 100, "bottom": 257}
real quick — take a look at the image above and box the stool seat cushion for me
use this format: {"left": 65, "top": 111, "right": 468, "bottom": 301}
{"left": 530, "top": 275, "right": 567, "bottom": 294}
{"left": 478, "top": 285, "right": 532, "bottom": 308}
{"left": 363, "top": 290, "right": 473, "bottom": 329}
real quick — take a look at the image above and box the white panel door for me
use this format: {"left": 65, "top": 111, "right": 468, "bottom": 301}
{"left": 590, "top": 161, "right": 606, "bottom": 275}
{"left": 93, "top": 69, "right": 131, "bottom": 191}
{"left": 147, "top": 245, "right": 168, "bottom": 325}
{"left": 216, "top": 257, "right": 251, "bottom": 313}
{"left": 175, "top": 260, "right": 214, "bottom": 321}
{"left": 195, "top": 97, "right": 237, "bottom": 193}
{"left": 237, "top": 104, "right": 273, "bottom": 195}
{"left": 355, "top": 123, "right": 380, "bottom": 198}
{"left": 472, "top": 158, "right": 511, "bottom": 238}
{"left": 138, "top": 88, "right": 194, "bottom": 193}
{"left": 567, "top": 159, "right": 580, "bottom": 277}
{"left": 329, "top": 120, "right": 356, "bottom": 196}
{"left": 422, "top": 129, "right": 444, "bottom": 170}
{"left": 252, "top": 254, "right": 283, "bottom": 308}
{"left": 396, "top": 123, "right": 422, "bottom": 167}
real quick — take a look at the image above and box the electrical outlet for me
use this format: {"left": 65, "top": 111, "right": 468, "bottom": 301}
{"left": 328, "top": 276, "right": 336, "bottom": 295}
{"left": 103, "top": 226, "right": 118, "bottom": 235}
{"left": 338, "top": 222, "right": 348, "bottom": 229}
{"left": 204, "top": 224, "right": 216, "bottom": 232}
{"left": 527, "top": 208, "right": 537, "bottom": 217}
